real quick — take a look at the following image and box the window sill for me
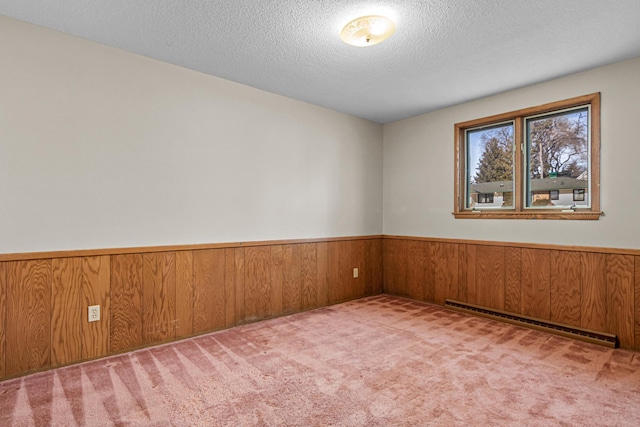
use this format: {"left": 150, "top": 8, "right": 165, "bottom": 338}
{"left": 452, "top": 211, "right": 603, "bottom": 220}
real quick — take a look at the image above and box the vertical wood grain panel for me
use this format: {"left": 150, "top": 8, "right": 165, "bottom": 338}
{"left": 234, "top": 248, "right": 246, "bottom": 325}
{"left": 282, "top": 245, "right": 302, "bottom": 314}
{"left": 406, "top": 240, "right": 426, "bottom": 302}
{"left": 432, "top": 242, "right": 458, "bottom": 305}
{"left": 244, "top": 247, "right": 271, "bottom": 322}
{"left": 224, "top": 249, "right": 237, "bottom": 328}
{"left": 175, "top": 251, "right": 194, "bottom": 338}
{"left": 581, "top": 252, "right": 607, "bottom": 332}
{"left": 365, "top": 239, "right": 382, "bottom": 296}
{"left": 521, "top": 249, "right": 551, "bottom": 320}
{"left": 270, "top": 246, "right": 283, "bottom": 317}
{"left": 110, "top": 254, "right": 143, "bottom": 353}
{"left": 327, "top": 241, "right": 340, "bottom": 302}
{"left": 460, "top": 245, "right": 477, "bottom": 304}
{"left": 51, "top": 258, "right": 83, "bottom": 367}
{"left": 456, "top": 244, "right": 468, "bottom": 303}
{"left": 6, "top": 260, "right": 51, "bottom": 376}
{"left": 504, "top": 247, "right": 522, "bottom": 313}
{"left": 475, "top": 245, "right": 505, "bottom": 311}
{"left": 550, "top": 250, "right": 581, "bottom": 326}
{"left": 328, "top": 241, "right": 352, "bottom": 303}
{"left": 316, "top": 242, "right": 328, "bottom": 307}
{"left": 300, "top": 243, "right": 318, "bottom": 310}
{"left": 606, "top": 254, "right": 634, "bottom": 348}
{"left": 383, "top": 239, "right": 407, "bottom": 297}
{"left": 395, "top": 240, "right": 408, "bottom": 298}
{"left": 423, "top": 242, "right": 435, "bottom": 303}
{"left": 466, "top": 245, "right": 477, "bottom": 304}
{"left": 142, "top": 252, "right": 176, "bottom": 345}
{"left": 82, "top": 256, "right": 110, "bottom": 360}
{"left": 382, "top": 239, "right": 393, "bottom": 295}
{"left": 193, "top": 249, "right": 226, "bottom": 333}
{"left": 0, "top": 263, "right": 6, "bottom": 378}
{"left": 351, "top": 239, "right": 366, "bottom": 300}
{"left": 461, "top": 245, "right": 478, "bottom": 304}
{"left": 635, "top": 257, "right": 640, "bottom": 350}
{"left": 336, "top": 241, "right": 353, "bottom": 303}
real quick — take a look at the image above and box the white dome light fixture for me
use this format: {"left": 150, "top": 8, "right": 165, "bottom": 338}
{"left": 340, "top": 15, "right": 396, "bottom": 47}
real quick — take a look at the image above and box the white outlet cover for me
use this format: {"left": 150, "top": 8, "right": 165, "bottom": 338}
{"left": 88, "top": 305, "right": 100, "bottom": 322}
{"left": 353, "top": 268, "right": 359, "bottom": 278}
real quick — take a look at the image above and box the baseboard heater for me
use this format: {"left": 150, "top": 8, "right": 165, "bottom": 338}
{"left": 444, "top": 299, "right": 617, "bottom": 348}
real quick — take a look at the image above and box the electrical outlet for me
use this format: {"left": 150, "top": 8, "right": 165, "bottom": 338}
{"left": 353, "top": 268, "right": 359, "bottom": 278}
{"left": 88, "top": 305, "right": 100, "bottom": 322}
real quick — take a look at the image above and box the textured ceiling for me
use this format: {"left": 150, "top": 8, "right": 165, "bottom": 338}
{"left": 2, "top": 0, "right": 640, "bottom": 123}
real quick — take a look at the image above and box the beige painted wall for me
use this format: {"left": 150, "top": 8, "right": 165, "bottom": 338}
{"left": 0, "top": 16, "right": 383, "bottom": 254}
{"left": 383, "top": 56, "right": 640, "bottom": 250}
{"left": 3, "top": 15, "right": 638, "bottom": 254}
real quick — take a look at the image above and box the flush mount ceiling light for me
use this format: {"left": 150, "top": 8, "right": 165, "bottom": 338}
{"left": 340, "top": 15, "right": 396, "bottom": 47}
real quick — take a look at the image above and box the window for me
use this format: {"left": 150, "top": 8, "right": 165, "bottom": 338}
{"left": 477, "top": 193, "right": 494, "bottom": 204}
{"left": 454, "top": 93, "right": 600, "bottom": 220}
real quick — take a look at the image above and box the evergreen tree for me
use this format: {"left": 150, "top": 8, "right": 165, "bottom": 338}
{"left": 473, "top": 134, "right": 512, "bottom": 184}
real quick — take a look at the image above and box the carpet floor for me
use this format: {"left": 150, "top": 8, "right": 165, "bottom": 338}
{"left": 1, "top": 295, "right": 639, "bottom": 426}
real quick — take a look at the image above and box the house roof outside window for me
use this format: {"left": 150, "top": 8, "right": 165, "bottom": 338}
{"left": 470, "top": 177, "right": 587, "bottom": 194}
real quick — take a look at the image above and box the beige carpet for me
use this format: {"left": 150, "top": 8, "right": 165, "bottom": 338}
{"left": 1, "top": 295, "right": 639, "bottom": 426}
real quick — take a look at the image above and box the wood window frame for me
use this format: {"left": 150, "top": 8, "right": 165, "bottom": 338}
{"left": 453, "top": 93, "right": 601, "bottom": 220}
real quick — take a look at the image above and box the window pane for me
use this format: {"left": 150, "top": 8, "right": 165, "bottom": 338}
{"left": 465, "top": 123, "right": 514, "bottom": 209}
{"left": 526, "top": 108, "right": 589, "bottom": 208}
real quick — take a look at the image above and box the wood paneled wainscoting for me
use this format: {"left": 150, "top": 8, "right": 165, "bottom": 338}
{"left": 383, "top": 236, "right": 640, "bottom": 351}
{"left": 0, "top": 236, "right": 382, "bottom": 380}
